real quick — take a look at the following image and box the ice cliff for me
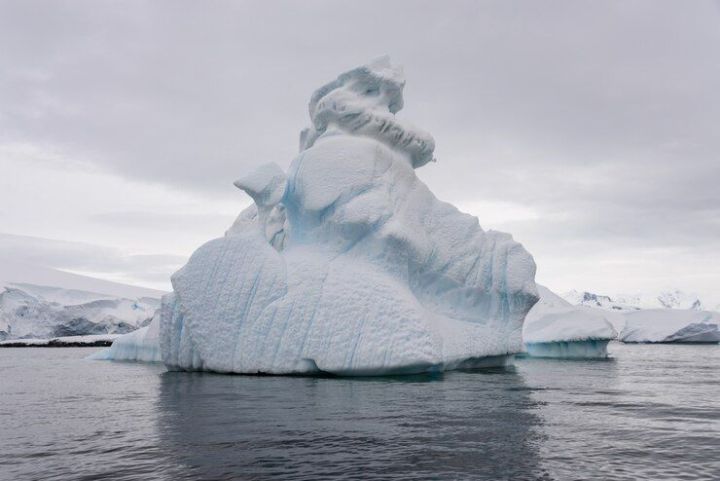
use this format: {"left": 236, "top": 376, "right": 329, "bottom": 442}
{"left": 105, "top": 57, "right": 539, "bottom": 375}
{"left": 523, "top": 285, "right": 616, "bottom": 358}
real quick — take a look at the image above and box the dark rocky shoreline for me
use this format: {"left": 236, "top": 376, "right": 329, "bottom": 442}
{"left": 0, "top": 336, "right": 118, "bottom": 348}
{"left": 0, "top": 340, "right": 114, "bottom": 347}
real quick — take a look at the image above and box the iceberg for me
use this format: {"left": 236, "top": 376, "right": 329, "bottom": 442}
{"left": 619, "top": 309, "right": 720, "bottom": 343}
{"left": 523, "top": 285, "right": 616, "bottom": 359}
{"left": 104, "top": 57, "right": 539, "bottom": 375}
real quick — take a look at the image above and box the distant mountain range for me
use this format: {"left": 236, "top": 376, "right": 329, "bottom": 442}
{"left": 562, "top": 288, "right": 718, "bottom": 312}
{"left": 0, "top": 283, "right": 159, "bottom": 341}
{"left": 0, "top": 259, "right": 164, "bottom": 341}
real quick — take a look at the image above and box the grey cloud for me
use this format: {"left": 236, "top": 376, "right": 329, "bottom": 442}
{"left": 1, "top": 0, "right": 719, "bottom": 294}
{"left": 0, "top": 232, "right": 184, "bottom": 288}
{"left": 4, "top": 1, "right": 718, "bottom": 192}
{"left": 89, "top": 211, "right": 238, "bottom": 232}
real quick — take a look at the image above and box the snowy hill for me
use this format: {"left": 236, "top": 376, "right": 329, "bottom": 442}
{"left": 562, "top": 290, "right": 633, "bottom": 311}
{"left": 0, "top": 283, "right": 159, "bottom": 341}
{"left": 0, "top": 258, "right": 164, "bottom": 341}
{"left": 563, "top": 288, "right": 712, "bottom": 312}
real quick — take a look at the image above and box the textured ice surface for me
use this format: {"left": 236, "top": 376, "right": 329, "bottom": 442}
{"left": 523, "top": 285, "right": 616, "bottom": 358}
{"left": 160, "top": 57, "right": 538, "bottom": 375}
{"left": 620, "top": 309, "right": 720, "bottom": 343}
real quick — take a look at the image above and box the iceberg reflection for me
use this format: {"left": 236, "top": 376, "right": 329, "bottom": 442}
{"left": 155, "top": 368, "right": 548, "bottom": 480}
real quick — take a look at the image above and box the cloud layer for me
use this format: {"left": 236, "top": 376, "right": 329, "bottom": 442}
{"left": 1, "top": 1, "right": 718, "bottom": 297}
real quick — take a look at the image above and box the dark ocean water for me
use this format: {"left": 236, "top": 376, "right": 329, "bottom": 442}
{"left": 0, "top": 343, "right": 718, "bottom": 481}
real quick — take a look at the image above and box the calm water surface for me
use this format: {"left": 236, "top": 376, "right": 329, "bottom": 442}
{"left": 0, "top": 343, "right": 718, "bottom": 480}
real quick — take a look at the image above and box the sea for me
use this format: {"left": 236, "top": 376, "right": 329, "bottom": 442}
{"left": 1, "top": 343, "right": 718, "bottom": 480}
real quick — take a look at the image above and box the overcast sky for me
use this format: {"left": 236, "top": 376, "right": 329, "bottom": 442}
{"left": 1, "top": 0, "right": 719, "bottom": 300}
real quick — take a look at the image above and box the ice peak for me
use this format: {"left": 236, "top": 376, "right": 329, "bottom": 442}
{"left": 563, "top": 287, "right": 713, "bottom": 312}
{"left": 300, "top": 57, "right": 435, "bottom": 169}
{"left": 233, "top": 162, "right": 287, "bottom": 242}
{"left": 233, "top": 162, "right": 286, "bottom": 209}
{"left": 365, "top": 55, "right": 404, "bottom": 84}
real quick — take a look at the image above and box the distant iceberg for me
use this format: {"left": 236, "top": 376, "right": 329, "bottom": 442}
{"left": 619, "top": 309, "right": 720, "bottom": 343}
{"left": 100, "top": 57, "right": 539, "bottom": 375}
{"left": 523, "top": 285, "right": 616, "bottom": 359}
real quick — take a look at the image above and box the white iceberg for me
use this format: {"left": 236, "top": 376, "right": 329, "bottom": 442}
{"left": 619, "top": 309, "right": 720, "bottom": 343}
{"left": 117, "top": 57, "right": 538, "bottom": 375}
{"left": 523, "top": 285, "right": 616, "bottom": 358}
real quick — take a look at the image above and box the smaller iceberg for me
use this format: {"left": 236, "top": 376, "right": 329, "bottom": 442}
{"left": 89, "top": 311, "right": 162, "bottom": 362}
{"left": 619, "top": 309, "right": 720, "bottom": 343}
{"left": 523, "top": 285, "right": 617, "bottom": 359}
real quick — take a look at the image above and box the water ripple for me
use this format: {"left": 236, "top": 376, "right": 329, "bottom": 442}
{"left": 0, "top": 343, "right": 718, "bottom": 480}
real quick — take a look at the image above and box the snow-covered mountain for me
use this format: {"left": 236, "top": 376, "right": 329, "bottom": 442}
{"left": 563, "top": 288, "right": 713, "bottom": 312}
{"left": 563, "top": 290, "right": 635, "bottom": 311}
{"left": 0, "top": 283, "right": 159, "bottom": 340}
{"left": 0, "top": 258, "right": 164, "bottom": 341}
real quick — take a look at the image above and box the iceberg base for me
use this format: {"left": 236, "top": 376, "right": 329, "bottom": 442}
{"left": 524, "top": 340, "right": 610, "bottom": 359}
{"left": 88, "top": 325, "right": 162, "bottom": 363}
{"left": 328, "top": 354, "right": 515, "bottom": 376}
{"left": 164, "top": 354, "right": 516, "bottom": 377}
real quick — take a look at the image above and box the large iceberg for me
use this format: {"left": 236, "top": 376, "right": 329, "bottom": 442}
{"left": 523, "top": 285, "right": 616, "bottom": 359}
{"left": 619, "top": 309, "right": 720, "bottom": 343}
{"left": 104, "top": 57, "right": 539, "bottom": 375}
